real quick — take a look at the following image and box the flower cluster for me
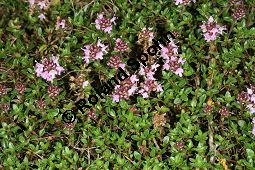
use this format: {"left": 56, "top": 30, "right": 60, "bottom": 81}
{"left": 107, "top": 55, "right": 126, "bottom": 70}
{"left": 160, "top": 40, "right": 186, "bottom": 77}
{"left": 56, "top": 16, "right": 66, "bottom": 30}
{"left": 0, "top": 103, "right": 10, "bottom": 113}
{"left": 237, "top": 91, "right": 250, "bottom": 104}
{"left": 200, "top": 16, "right": 226, "bottom": 42}
{"left": 27, "top": 0, "right": 49, "bottom": 20}
{"left": 114, "top": 38, "right": 129, "bottom": 52}
{"left": 237, "top": 85, "right": 255, "bottom": 114}
{"left": 231, "top": 4, "right": 246, "bottom": 21}
{"left": 36, "top": 99, "right": 46, "bottom": 109}
{"left": 35, "top": 55, "right": 65, "bottom": 82}
{"left": 245, "top": 85, "right": 255, "bottom": 114}
{"left": 237, "top": 85, "right": 255, "bottom": 136}
{"left": 218, "top": 107, "right": 230, "bottom": 117}
{"left": 95, "top": 13, "right": 116, "bottom": 33}
{"left": 137, "top": 28, "right": 155, "bottom": 45}
{"left": 15, "top": 81, "right": 26, "bottom": 94}
{"left": 87, "top": 109, "right": 97, "bottom": 119}
{"left": 0, "top": 84, "right": 7, "bottom": 96}
{"left": 47, "top": 85, "right": 61, "bottom": 99}
{"left": 112, "top": 75, "right": 139, "bottom": 102}
{"left": 175, "top": 0, "right": 196, "bottom": 5}
{"left": 138, "top": 64, "right": 163, "bottom": 98}
{"left": 81, "top": 39, "right": 108, "bottom": 64}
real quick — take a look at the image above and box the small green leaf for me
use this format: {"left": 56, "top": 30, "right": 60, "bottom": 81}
{"left": 163, "top": 136, "right": 170, "bottom": 145}
{"left": 134, "top": 151, "right": 141, "bottom": 160}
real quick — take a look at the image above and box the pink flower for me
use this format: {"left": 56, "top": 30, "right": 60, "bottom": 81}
{"left": 178, "top": 57, "right": 186, "bottom": 64}
{"left": 138, "top": 79, "right": 162, "bottom": 97}
{"left": 251, "top": 94, "right": 255, "bottom": 103}
{"left": 38, "top": 13, "right": 46, "bottom": 21}
{"left": 163, "top": 62, "right": 170, "bottom": 70}
{"left": 139, "top": 65, "right": 158, "bottom": 80}
{"left": 28, "top": 0, "right": 35, "bottom": 7}
{"left": 128, "top": 86, "right": 137, "bottom": 95}
{"left": 82, "top": 81, "right": 90, "bottom": 88}
{"left": 130, "top": 75, "right": 139, "bottom": 83}
{"left": 35, "top": 55, "right": 64, "bottom": 82}
{"left": 139, "top": 28, "right": 155, "bottom": 42}
{"left": 48, "top": 85, "right": 61, "bottom": 99}
{"left": 114, "top": 38, "right": 129, "bottom": 52}
{"left": 247, "top": 88, "right": 253, "bottom": 95}
{"left": 141, "top": 92, "right": 149, "bottom": 98}
{"left": 88, "top": 109, "right": 97, "bottom": 119}
{"left": 253, "top": 118, "right": 255, "bottom": 124}
{"left": 151, "top": 63, "right": 160, "bottom": 71}
{"left": 38, "top": 1, "right": 47, "bottom": 9}
{"left": 111, "top": 76, "right": 138, "bottom": 102}
{"left": 56, "top": 18, "right": 66, "bottom": 30}
{"left": 156, "top": 84, "right": 163, "bottom": 92}
{"left": 95, "top": 13, "right": 116, "bottom": 33}
{"left": 160, "top": 41, "right": 178, "bottom": 60}
{"left": 107, "top": 55, "right": 125, "bottom": 70}
{"left": 159, "top": 40, "right": 185, "bottom": 77}
{"left": 175, "top": 0, "right": 196, "bottom": 5}
{"left": 119, "top": 63, "right": 126, "bottom": 70}
{"left": 175, "top": 68, "right": 184, "bottom": 77}
{"left": 112, "top": 94, "right": 120, "bottom": 102}
{"left": 81, "top": 39, "right": 108, "bottom": 63}
{"left": 247, "top": 104, "right": 255, "bottom": 114}
{"left": 200, "top": 16, "right": 226, "bottom": 42}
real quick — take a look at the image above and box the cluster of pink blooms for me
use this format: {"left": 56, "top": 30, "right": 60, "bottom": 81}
{"left": 237, "top": 85, "right": 255, "bottom": 114}
{"left": 47, "top": 85, "right": 61, "bottom": 99}
{"left": 95, "top": 13, "right": 116, "bottom": 34}
{"left": 139, "top": 28, "right": 155, "bottom": 42}
{"left": 28, "top": 0, "right": 49, "bottom": 20}
{"left": 160, "top": 40, "right": 186, "bottom": 77}
{"left": 138, "top": 64, "right": 163, "bottom": 98}
{"left": 175, "top": 0, "right": 196, "bottom": 5}
{"left": 35, "top": 55, "right": 64, "bottom": 82}
{"left": 87, "top": 109, "right": 97, "bottom": 119}
{"left": 81, "top": 39, "right": 108, "bottom": 64}
{"left": 107, "top": 55, "right": 126, "bottom": 70}
{"left": 200, "top": 16, "right": 226, "bottom": 42}
{"left": 237, "top": 85, "right": 255, "bottom": 136}
{"left": 111, "top": 64, "right": 164, "bottom": 101}
{"left": 56, "top": 17, "right": 66, "bottom": 30}
{"left": 112, "top": 75, "right": 139, "bottom": 102}
{"left": 114, "top": 38, "right": 129, "bottom": 52}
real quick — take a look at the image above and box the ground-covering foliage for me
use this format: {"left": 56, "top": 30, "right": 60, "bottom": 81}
{"left": 0, "top": 0, "right": 255, "bottom": 169}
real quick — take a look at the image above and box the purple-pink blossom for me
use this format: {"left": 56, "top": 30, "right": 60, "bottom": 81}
{"left": 38, "top": 1, "right": 47, "bottom": 9}
{"left": 140, "top": 28, "right": 154, "bottom": 42}
{"left": 111, "top": 75, "right": 139, "bottom": 102}
{"left": 95, "top": 13, "right": 116, "bottom": 33}
{"left": 35, "top": 55, "right": 64, "bottom": 82}
{"left": 56, "top": 18, "right": 66, "bottom": 30}
{"left": 107, "top": 55, "right": 126, "bottom": 70}
{"left": 159, "top": 40, "right": 186, "bottom": 77}
{"left": 81, "top": 39, "right": 108, "bottom": 64}
{"left": 114, "top": 38, "right": 129, "bottom": 52}
{"left": 38, "top": 13, "right": 46, "bottom": 21}
{"left": 200, "top": 16, "right": 226, "bottom": 42}
{"left": 175, "top": 0, "right": 196, "bottom": 5}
